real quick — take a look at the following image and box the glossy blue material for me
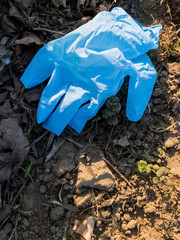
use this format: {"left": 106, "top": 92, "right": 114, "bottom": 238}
{"left": 20, "top": 7, "right": 162, "bottom": 135}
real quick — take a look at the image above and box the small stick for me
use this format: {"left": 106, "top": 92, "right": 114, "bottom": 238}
{"left": 33, "top": 27, "right": 65, "bottom": 35}
{"left": 66, "top": 137, "right": 83, "bottom": 149}
{"left": 30, "top": 131, "right": 49, "bottom": 147}
{"left": 148, "top": 121, "right": 177, "bottom": 133}
{"left": 103, "top": 157, "right": 135, "bottom": 189}
{"left": 105, "top": 126, "right": 114, "bottom": 151}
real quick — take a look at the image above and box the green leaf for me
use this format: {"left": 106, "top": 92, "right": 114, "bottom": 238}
{"left": 153, "top": 177, "right": 159, "bottom": 184}
{"left": 127, "top": 157, "right": 136, "bottom": 164}
{"left": 156, "top": 167, "right": 167, "bottom": 177}
{"left": 137, "top": 160, "right": 151, "bottom": 175}
{"left": 159, "top": 176, "right": 167, "bottom": 183}
{"left": 153, "top": 164, "right": 160, "bottom": 171}
{"left": 24, "top": 163, "right": 32, "bottom": 178}
{"left": 62, "top": 223, "right": 68, "bottom": 240}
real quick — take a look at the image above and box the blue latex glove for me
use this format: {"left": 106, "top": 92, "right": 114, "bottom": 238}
{"left": 20, "top": 7, "right": 162, "bottom": 135}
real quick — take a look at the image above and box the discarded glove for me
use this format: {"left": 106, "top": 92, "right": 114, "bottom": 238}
{"left": 20, "top": 7, "right": 162, "bottom": 135}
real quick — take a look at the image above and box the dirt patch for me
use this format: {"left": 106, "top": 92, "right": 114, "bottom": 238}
{"left": 0, "top": 0, "right": 180, "bottom": 240}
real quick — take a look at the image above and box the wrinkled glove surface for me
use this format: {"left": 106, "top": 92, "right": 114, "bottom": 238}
{"left": 20, "top": 7, "right": 162, "bottom": 135}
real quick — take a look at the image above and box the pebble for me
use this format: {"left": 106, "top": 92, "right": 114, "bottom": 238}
{"left": 121, "top": 223, "right": 128, "bottom": 232}
{"left": 22, "top": 232, "right": 29, "bottom": 238}
{"left": 40, "top": 185, "right": 46, "bottom": 194}
{"left": 51, "top": 226, "right": 56, "bottom": 233}
{"left": 123, "top": 214, "right": 131, "bottom": 222}
{"left": 66, "top": 210, "right": 72, "bottom": 218}
{"left": 157, "top": 159, "right": 161, "bottom": 164}
{"left": 127, "top": 220, "right": 137, "bottom": 229}
{"left": 130, "top": 8, "right": 135, "bottom": 14}
{"left": 115, "top": 212, "right": 121, "bottom": 221}
{"left": 159, "top": 70, "right": 168, "bottom": 77}
{"left": 50, "top": 206, "right": 65, "bottom": 221}
{"left": 144, "top": 202, "right": 156, "bottom": 214}
{"left": 125, "top": 230, "right": 131, "bottom": 235}
{"left": 22, "top": 218, "right": 29, "bottom": 227}
{"left": 4, "top": 223, "right": 12, "bottom": 234}
{"left": 152, "top": 88, "right": 162, "bottom": 97}
{"left": 44, "top": 168, "right": 51, "bottom": 173}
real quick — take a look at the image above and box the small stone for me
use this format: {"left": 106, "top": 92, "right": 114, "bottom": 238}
{"left": 115, "top": 213, "right": 121, "bottom": 221}
{"left": 51, "top": 226, "right": 56, "bottom": 233}
{"left": 157, "top": 159, "right": 161, "bottom": 164}
{"left": 22, "top": 232, "right": 28, "bottom": 238}
{"left": 50, "top": 207, "right": 64, "bottom": 221}
{"left": 159, "top": 70, "right": 168, "bottom": 77}
{"left": 121, "top": 223, "right": 128, "bottom": 232}
{"left": 114, "top": 136, "right": 129, "bottom": 147}
{"left": 123, "top": 214, "right": 131, "bottom": 222}
{"left": 4, "top": 222, "right": 12, "bottom": 234}
{"left": 44, "top": 168, "right": 50, "bottom": 173}
{"left": 127, "top": 220, "right": 137, "bottom": 229}
{"left": 125, "top": 230, "right": 131, "bottom": 235}
{"left": 66, "top": 210, "right": 72, "bottom": 218}
{"left": 96, "top": 219, "right": 102, "bottom": 227}
{"left": 128, "top": 207, "right": 133, "bottom": 212}
{"left": 152, "top": 88, "right": 162, "bottom": 97}
{"left": 101, "top": 210, "right": 111, "bottom": 219}
{"left": 144, "top": 202, "right": 156, "bottom": 214}
{"left": 22, "top": 218, "right": 29, "bottom": 227}
{"left": 40, "top": 185, "right": 46, "bottom": 194}
{"left": 153, "top": 98, "right": 161, "bottom": 104}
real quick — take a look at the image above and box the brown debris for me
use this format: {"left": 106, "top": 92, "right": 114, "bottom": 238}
{"left": 0, "top": 118, "right": 30, "bottom": 183}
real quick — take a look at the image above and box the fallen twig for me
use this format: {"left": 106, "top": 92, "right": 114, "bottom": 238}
{"left": 102, "top": 158, "right": 135, "bottom": 189}
{"left": 33, "top": 27, "right": 65, "bottom": 35}
{"left": 8, "top": 213, "right": 19, "bottom": 240}
{"left": 30, "top": 131, "right": 49, "bottom": 148}
{"left": 105, "top": 126, "right": 114, "bottom": 151}
{"left": 66, "top": 137, "right": 83, "bottom": 149}
{"left": 148, "top": 121, "right": 178, "bottom": 133}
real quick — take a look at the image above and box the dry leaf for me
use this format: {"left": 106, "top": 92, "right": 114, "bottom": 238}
{"left": 0, "top": 46, "right": 13, "bottom": 71}
{"left": 0, "top": 14, "right": 19, "bottom": 33}
{"left": 45, "top": 136, "right": 65, "bottom": 162}
{"left": 14, "top": 0, "right": 33, "bottom": 10}
{"left": 113, "top": 136, "right": 130, "bottom": 147}
{"left": 0, "top": 100, "right": 15, "bottom": 118}
{"left": 0, "top": 118, "right": 30, "bottom": 183}
{"left": 52, "top": 0, "right": 67, "bottom": 8}
{"left": 15, "top": 32, "right": 42, "bottom": 45}
{"left": 74, "top": 216, "right": 96, "bottom": 240}
{"left": 9, "top": 1, "right": 23, "bottom": 21}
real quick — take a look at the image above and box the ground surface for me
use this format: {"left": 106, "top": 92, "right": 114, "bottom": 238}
{"left": 0, "top": 0, "right": 179, "bottom": 240}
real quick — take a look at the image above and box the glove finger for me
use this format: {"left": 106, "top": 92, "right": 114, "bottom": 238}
{"left": 42, "top": 86, "right": 91, "bottom": 135}
{"left": 37, "top": 65, "right": 71, "bottom": 123}
{"left": 126, "top": 54, "right": 157, "bottom": 121}
{"left": 68, "top": 98, "right": 104, "bottom": 133}
{"left": 20, "top": 44, "right": 55, "bottom": 89}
